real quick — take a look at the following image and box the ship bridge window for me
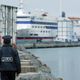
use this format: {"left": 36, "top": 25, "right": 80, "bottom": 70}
{"left": 32, "top": 26, "right": 34, "bottom": 28}
{"left": 35, "top": 26, "right": 37, "bottom": 28}
{"left": 30, "top": 34, "right": 33, "bottom": 36}
{"left": 44, "top": 26, "right": 46, "bottom": 28}
{"left": 46, "top": 26, "right": 57, "bottom": 29}
{"left": 34, "top": 34, "right": 38, "bottom": 36}
{"left": 17, "top": 16, "right": 30, "bottom": 18}
{"left": 41, "top": 31, "right": 49, "bottom": 33}
{"left": 32, "top": 26, "right": 40, "bottom": 28}
{"left": 45, "top": 31, "right": 50, "bottom": 33}
{"left": 48, "top": 31, "right": 50, "bottom": 33}
{"left": 43, "top": 31, "right": 45, "bottom": 33}
{"left": 37, "top": 26, "right": 40, "bottom": 28}
{"left": 41, "top": 31, "right": 42, "bottom": 32}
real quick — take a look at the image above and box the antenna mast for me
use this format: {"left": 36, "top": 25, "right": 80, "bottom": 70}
{"left": 19, "top": 0, "right": 23, "bottom": 10}
{"left": 59, "top": 0, "right": 62, "bottom": 17}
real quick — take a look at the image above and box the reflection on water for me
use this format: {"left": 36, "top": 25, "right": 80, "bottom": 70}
{"left": 27, "top": 47, "right": 80, "bottom": 80}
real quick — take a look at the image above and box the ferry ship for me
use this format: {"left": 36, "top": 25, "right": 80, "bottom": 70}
{"left": 16, "top": 0, "right": 58, "bottom": 43}
{"left": 16, "top": 9, "right": 58, "bottom": 43}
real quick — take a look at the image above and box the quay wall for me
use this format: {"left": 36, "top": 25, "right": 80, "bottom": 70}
{"left": 17, "top": 42, "right": 80, "bottom": 49}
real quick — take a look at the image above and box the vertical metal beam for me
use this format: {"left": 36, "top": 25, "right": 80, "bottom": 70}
{"left": 0, "top": 5, "right": 17, "bottom": 44}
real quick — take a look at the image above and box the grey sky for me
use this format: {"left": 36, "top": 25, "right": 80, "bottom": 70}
{"left": 0, "top": 0, "right": 80, "bottom": 17}
{"left": 23, "top": 0, "right": 80, "bottom": 17}
{"left": 0, "top": 0, "right": 19, "bottom": 7}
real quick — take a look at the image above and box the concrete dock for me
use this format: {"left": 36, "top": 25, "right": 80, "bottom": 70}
{"left": 17, "top": 47, "right": 56, "bottom": 80}
{"left": 17, "top": 42, "right": 80, "bottom": 49}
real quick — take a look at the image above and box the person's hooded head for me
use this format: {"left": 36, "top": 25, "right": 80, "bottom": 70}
{"left": 2, "top": 35, "right": 12, "bottom": 44}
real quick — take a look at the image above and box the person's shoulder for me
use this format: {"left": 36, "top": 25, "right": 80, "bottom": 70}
{"left": 0, "top": 47, "right": 4, "bottom": 52}
{"left": 0, "top": 47, "right": 2, "bottom": 51}
{"left": 0, "top": 46, "right": 4, "bottom": 50}
{"left": 11, "top": 47, "right": 18, "bottom": 53}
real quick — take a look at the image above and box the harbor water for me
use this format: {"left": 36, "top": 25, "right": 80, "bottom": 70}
{"left": 27, "top": 47, "right": 80, "bottom": 80}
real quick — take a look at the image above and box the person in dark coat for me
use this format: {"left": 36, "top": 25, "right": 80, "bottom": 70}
{"left": 0, "top": 35, "right": 21, "bottom": 80}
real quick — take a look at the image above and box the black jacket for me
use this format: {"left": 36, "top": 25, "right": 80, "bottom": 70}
{"left": 0, "top": 44, "right": 21, "bottom": 74}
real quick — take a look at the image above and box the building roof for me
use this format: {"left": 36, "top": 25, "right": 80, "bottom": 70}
{"left": 68, "top": 17, "right": 80, "bottom": 20}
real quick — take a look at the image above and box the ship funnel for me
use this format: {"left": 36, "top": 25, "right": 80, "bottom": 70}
{"left": 62, "top": 11, "right": 66, "bottom": 17}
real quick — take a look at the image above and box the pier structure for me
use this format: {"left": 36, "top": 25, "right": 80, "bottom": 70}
{"left": 0, "top": 0, "right": 19, "bottom": 44}
{"left": 17, "top": 48, "right": 54, "bottom": 80}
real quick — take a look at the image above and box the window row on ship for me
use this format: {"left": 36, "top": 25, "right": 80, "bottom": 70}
{"left": 31, "top": 25, "right": 57, "bottom": 29}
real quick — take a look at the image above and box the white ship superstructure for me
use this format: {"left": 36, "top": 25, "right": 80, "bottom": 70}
{"left": 16, "top": 9, "right": 58, "bottom": 42}
{"left": 68, "top": 17, "right": 80, "bottom": 41}
{"left": 56, "top": 12, "right": 80, "bottom": 42}
{"left": 57, "top": 17, "right": 74, "bottom": 42}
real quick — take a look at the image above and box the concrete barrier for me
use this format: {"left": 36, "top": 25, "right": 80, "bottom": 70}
{"left": 17, "top": 42, "right": 80, "bottom": 49}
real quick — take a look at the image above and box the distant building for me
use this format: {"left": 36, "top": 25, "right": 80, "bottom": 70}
{"left": 0, "top": 0, "right": 19, "bottom": 44}
{"left": 56, "top": 16, "right": 80, "bottom": 42}
{"left": 68, "top": 17, "right": 80, "bottom": 41}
